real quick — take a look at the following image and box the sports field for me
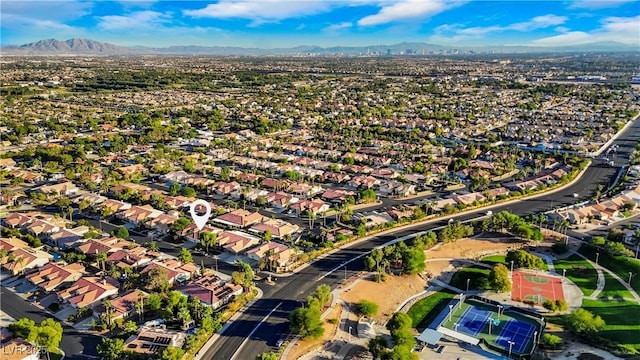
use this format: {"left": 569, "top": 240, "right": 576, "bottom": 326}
{"left": 511, "top": 270, "right": 564, "bottom": 304}
{"left": 437, "top": 296, "right": 544, "bottom": 357}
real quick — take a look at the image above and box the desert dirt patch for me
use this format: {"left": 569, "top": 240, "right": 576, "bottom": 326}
{"left": 425, "top": 259, "right": 453, "bottom": 278}
{"left": 288, "top": 304, "right": 342, "bottom": 360}
{"left": 426, "top": 237, "right": 521, "bottom": 259}
{"left": 340, "top": 274, "right": 427, "bottom": 324}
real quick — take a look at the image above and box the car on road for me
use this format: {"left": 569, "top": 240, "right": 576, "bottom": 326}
{"left": 276, "top": 339, "right": 284, "bottom": 348}
{"left": 573, "top": 193, "right": 579, "bottom": 198}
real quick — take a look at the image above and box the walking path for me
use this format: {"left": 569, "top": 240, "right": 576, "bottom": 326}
{"left": 572, "top": 251, "right": 640, "bottom": 303}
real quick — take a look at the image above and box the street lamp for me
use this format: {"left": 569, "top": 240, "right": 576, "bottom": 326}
{"left": 562, "top": 269, "right": 566, "bottom": 278}
{"left": 629, "top": 272, "right": 634, "bottom": 285}
{"left": 508, "top": 340, "right": 515, "bottom": 358}
{"left": 466, "top": 278, "right": 470, "bottom": 292}
{"left": 454, "top": 322, "right": 460, "bottom": 331}
{"left": 488, "top": 318, "right": 493, "bottom": 334}
{"left": 214, "top": 254, "right": 218, "bottom": 272}
{"left": 497, "top": 304, "right": 503, "bottom": 316}
{"left": 348, "top": 326, "right": 352, "bottom": 343}
{"left": 448, "top": 304, "right": 453, "bottom": 321}
{"left": 534, "top": 331, "right": 538, "bottom": 345}
{"left": 596, "top": 252, "right": 600, "bottom": 265}
{"left": 344, "top": 263, "right": 347, "bottom": 282}
{"left": 510, "top": 260, "right": 514, "bottom": 272}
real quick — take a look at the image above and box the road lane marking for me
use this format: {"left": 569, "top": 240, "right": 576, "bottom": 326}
{"left": 230, "top": 302, "right": 283, "bottom": 360}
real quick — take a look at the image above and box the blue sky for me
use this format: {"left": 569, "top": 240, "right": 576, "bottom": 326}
{"left": 1, "top": 0, "right": 638, "bottom": 47}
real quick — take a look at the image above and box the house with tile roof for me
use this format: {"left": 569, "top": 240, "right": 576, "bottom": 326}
{"left": 289, "top": 198, "right": 330, "bottom": 217}
{"left": 1, "top": 213, "right": 33, "bottom": 228}
{"left": 0, "top": 237, "right": 29, "bottom": 252}
{"left": 57, "top": 276, "right": 119, "bottom": 309}
{"left": 48, "top": 226, "right": 90, "bottom": 249}
{"left": 249, "top": 218, "right": 300, "bottom": 240}
{"left": 1, "top": 248, "right": 53, "bottom": 276}
{"left": 217, "top": 231, "right": 261, "bottom": 254}
{"left": 213, "top": 209, "right": 264, "bottom": 229}
{"left": 26, "top": 262, "right": 86, "bottom": 292}
{"left": 94, "top": 289, "right": 148, "bottom": 321}
{"left": 124, "top": 325, "right": 186, "bottom": 356}
{"left": 141, "top": 259, "right": 200, "bottom": 284}
{"left": 177, "top": 275, "right": 242, "bottom": 309}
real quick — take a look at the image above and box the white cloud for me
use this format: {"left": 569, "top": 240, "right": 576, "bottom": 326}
{"left": 430, "top": 14, "right": 568, "bottom": 42}
{"left": 569, "top": 0, "right": 636, "bottom": 9}
{"left": 184, "top": 0, "right": 332, "bottom": 25}
{"left": 97, "top": 11, "right": 171, "bottom": 31}
{"left": 532, "top": 14, "right": 640, "bottom": 45}
{"left": 324, "top": 21, "right": 353, "bottom": 32}
{"left": 357, "top": 0, "right": 464, "bottom": 26}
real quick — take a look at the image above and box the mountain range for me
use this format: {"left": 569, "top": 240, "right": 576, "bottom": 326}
{"left": 2, "top": 38, "right": 638, "bottom": 56}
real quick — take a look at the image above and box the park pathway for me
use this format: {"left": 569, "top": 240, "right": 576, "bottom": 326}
{"left": 572, "top": 251, "right": 640, "bottom": 303}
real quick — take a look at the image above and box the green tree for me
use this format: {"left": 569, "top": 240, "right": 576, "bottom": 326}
{"left": 145, "top": 267, "right": 171, "bottom": 293}
{"left": 289, "top": 306, "right": 324, "bottom": 339}
{"left": 356, "top": 300, "right": 379, "bottom": 317}
{"left": 112, "top": 226, "right": 129, "bottom": 239}
{"left": 97, "top": 338, "right": 124, "bottom": 360}
{"left": 8, "top": 318, "right": 35, "bottom": 339}
{"left": 178, "top": 247, "right": 193, "bottom": 264}
{"left": 489, "top": 263, "right": 511, "bottom": 293}
{"left": 160, "top": 345, "right": 185, "bottom": 360}
{"left": 145, "top": 292, "right": 163, "bottom": 312}
{"left": 182, "top": 186, "right": 197, "bottom": 197}
{"left": 169, "top": 182, "right": 181, "bottom": 196}
{"left": 402, "top": 248, "right": 426, "bottom": 275}
{"left": 258, "top": 352, "right": 279, "bottom": 360}
{"left": 368, "top": 336, "right": 389, "bottom": 359}
{"left": 565, "top": 308, "right": 605, "bottom": 336}
{"left": 312, "top": 284, "right": 332, "bottom": 308}
{"left": 199, "top": 231, "right": 217, "bottom": 253}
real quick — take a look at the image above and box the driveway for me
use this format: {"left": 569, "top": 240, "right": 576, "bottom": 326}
{"left": 38, "top": 293, "right": 59, "bottom": 309}
{"left": 74, "top": 316, "right": 99, "bottom": 332}
{"left": 54, "top": 305, "right": 77, "bottom": 322}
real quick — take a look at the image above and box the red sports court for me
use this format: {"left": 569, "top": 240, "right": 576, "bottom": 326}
{"left": 511, "top": 270, "right": 564, "bottom": 304}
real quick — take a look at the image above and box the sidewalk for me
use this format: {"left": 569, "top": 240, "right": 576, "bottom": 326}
{"left": 572, "top": 251, "right": 640, "bottom": 303}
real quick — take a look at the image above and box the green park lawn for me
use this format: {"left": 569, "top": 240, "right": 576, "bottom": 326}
{"left": 599, "top": 274, "right": 634, "bottom": 300}
{"left": 449, "top": 265, "right": 491, "bottom": 292}
{"left": 579, "top": 246, "right": 640, "bottom": 294}
{"left": 407, "top": 290, "right": 455, "bottom": 330}
{"left": 553, "top": 255, "right": 598, "bottom": 296}
{"left": 581, "top": 299, "right": 640, "bottom": 354}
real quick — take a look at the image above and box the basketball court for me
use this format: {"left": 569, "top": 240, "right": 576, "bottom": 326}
{"left": 511, "top": 270, "right": 564, "bottom": 304}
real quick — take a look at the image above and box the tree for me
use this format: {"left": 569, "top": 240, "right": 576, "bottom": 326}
{"left": 160, "top": 345, "right": 185, "bottom": 360}
{"left": 29, "top": 319, "right": 63, "bottom": 360}
{"left": 402, "top": 248, "right": 426, "bottom": 275}
{"left": 289, "top": 306, "right": 324, "bottom": 339}
{"left": 541, "top": 333, "right": 562, "bottom": 349}
{"left": 178, "top": 247, "right": 193, "bottom": 264}
{"left": 112, "top": 226, "right": 129, "bottom": 239}
{"left": 97, "top": 338, "right": 124, "bottom": 360}
{"left": 506, "top": 250, "right": 545, "bottom": 270}
{"left": 182, "top": 186, "right": 196, "bottom": 197}
{"left": 312, "top": 284, "right": 332, "bottom": 308}
{"left": 565, "top": 308, "right": 605, "bottom": 336}
{"left": 146, "top": 292, "right": 163, "bottom": 312}
{"left": 258, "top": 352, "right": 279, "bottom": 360}
{"left": 169, "top": 182, "right": 181, "bottom": 196}
{"left": 145, "top": 267, "right": 171, "bottom": 293}
{"left": 123, "top": 320, "right": 137, "bottom": 335}
{"left": 356, "top": 300, "right": 379, "bottom": 317}
{"left": 102, "top": 299, "right": 114, "bottom": 328}
{"left": 489, "top": 264, "right": 511, "bottom": 293}
{"left": 146, "top": 240, "right": 160, "bottom": 252}
{"left": 368, "top": 336, "right": 389, "bottom": 359}
{"left": 263, "top": 229, "right": 272, "bottom": 242}
{"left": 96, "top": 252, "right": 107, "bottom": 273}
{"left": 8, "top": 317, "right": 35, "bottom": 339}
{"left": 199, "top": 231, "right": 217, "bottom": 253}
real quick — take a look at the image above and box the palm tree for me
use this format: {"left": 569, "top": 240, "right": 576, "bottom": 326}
{"left": 135, "top": 294, "right": 145, "bottom": 322}
{"left": 103, "top": 299, "right": 114, "bottom": 328}
{"left": 146, "top": 241, "right": 159, "bottom": 252}
{"left": 96, "top": 252, "right": 107, "bottom": 273}
{"left": 14, "top": 256, "right": 25, "bottom": 276}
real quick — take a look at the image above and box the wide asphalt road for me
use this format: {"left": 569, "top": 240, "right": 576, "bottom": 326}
{"left": 206, "top": 117, "right": 640, "bottom": 360}
{"left": 0, "top": 288, "right": 102, "bottom": 360}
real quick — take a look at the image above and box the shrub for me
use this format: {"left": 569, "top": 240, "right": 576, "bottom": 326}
{"left": 542, "top": 333, "right": 562, "bottom": 349}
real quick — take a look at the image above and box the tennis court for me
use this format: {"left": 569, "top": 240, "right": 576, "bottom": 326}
{"left": 456, "top": 305, "right": 492, "bottom": 337}
{"left": 495, "top": 318, "right": 536, "bottom": 354}
{"left": 511, "top": 270, "right": 564, "bottom": 304}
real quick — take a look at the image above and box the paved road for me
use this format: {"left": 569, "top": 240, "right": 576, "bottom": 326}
{"left": 205, "top": 116, "right": 640, "bottom": 360}
{"left": 0, "top": 287, "right": 102, "bottom": 360}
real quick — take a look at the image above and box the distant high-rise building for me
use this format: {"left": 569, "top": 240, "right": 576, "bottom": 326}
{"left": 386, "top": 48, "right": 391, "bottom": 56}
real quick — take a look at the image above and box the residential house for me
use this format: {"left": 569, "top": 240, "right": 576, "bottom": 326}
{"left": 177, "top": 275, "right": 242, "bottom": 309}
{"left": 107, "top": 248, "right": 154, "bottom": 270}
{"left": 141, "top": 259, "right": 200, "bottom": 284}
{"left": 26, "top": 262, "right": 86, "bottom": 292}
{"left": 145, "top": 213, "right": 180, "bottom": 234}
{"left": 0, "top": 158, "right": 17, "bottom": 169}
{"left": 163, "top": 195, "right": 194, "bottom": 209}
{"left": 76, "top": 237, "right": 130, "bottom": 256}
{"left": 249, "top": 219, "right": 300, "bottom": 240}
{"left": 116, "top": 164, "right": 147, "bottom": 178}
{"left": 161, "top": 171, "right": 193, "bottom": 184}
{"left": 246, "top": 242, "right": 299, "bottom": 271}
{"left": 116, "top": 205, "right": 163, "bottom": 227}
{"left": 73, "top": 193, "right": 107, "bottom": 206}
{"left": 179, "top": 223, "right": 223, "bottom": 243}
{"left": 35, "top": 181, "right": 79, "bottom": 196}
{"left": 57, "top": 277, "right": 119, "bottom": 309}
{"left": 1, "top": 248, "right": 53, "bottom": 275}
{"left": 453, "top": 192, "right": 487, "bottom": 206}
{"left": 217, "top": 231, "right": 261, "bottom": 254}
{"left": 321, "top": 189, "right": 356, "bottom": 203}
{"left": 124, "top": 324, "right": 186, "bottom": 356}
{"left": 24, "top": 219, "right": 60, "bottom": 238}
{"left": 213, "top": 209, "right": 264, "bottom": 229}
{"left": 0, "top": 237, "right": 29, "bottom": 252}
{"left": 48, "top": 226, "right": 90, "bottom": 249}
{"left": 289, "top": 198, "right": 330, "bottom": 217}
{"left": 99, "top": 199, "right": 132, "bottom": 215}
{"left": 94, "top": 289, "right": 148, "bottom": 321}
{"left": 1, "top": 213, "right": 32, "bottom": 229}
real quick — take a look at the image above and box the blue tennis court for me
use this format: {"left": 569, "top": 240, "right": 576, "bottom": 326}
{"left": 456, "top": 305, "right": 492, "bottom": 337}
{"left": 496, "top": 319, "right": 535, "bottom": 354}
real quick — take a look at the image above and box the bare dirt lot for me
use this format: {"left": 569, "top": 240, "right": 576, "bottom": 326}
{"left": 288, "top": 304, "right": 342, "bottom": 360}
{"left": 426, "top": 237, "right": 521, "bottom": 260}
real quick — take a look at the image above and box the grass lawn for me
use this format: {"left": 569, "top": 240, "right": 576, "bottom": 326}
{"left": 481, "top": 255, "right": 506, "bottom": 266}
{"left": 581, "top": 299, "right": 640, "bottom": 354}
{"left": 599, "top": 274, "right": 634, "bottom": 300}
{"left": 449, "top": 265, "right": 491, "bottom": 292}
{"left": 407, "top": 290, "right": 455, "bottom": 330}
{"left": 579, "top": 245, "right": 640, "bottom": 294}
{"left": 553, "top": 254, "right": 598, "bottom": 296}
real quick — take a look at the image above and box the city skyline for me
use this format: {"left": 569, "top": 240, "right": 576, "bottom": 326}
{"left": 2, "top": 0, "right": 639, "bottom": 48}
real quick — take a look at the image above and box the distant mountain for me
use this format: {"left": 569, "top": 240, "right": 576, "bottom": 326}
{"left": 2, "top": 38, "right": 637, "bottom": 56}
{"left": 3, "top": 38, "right": 133, "bottom": 55}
